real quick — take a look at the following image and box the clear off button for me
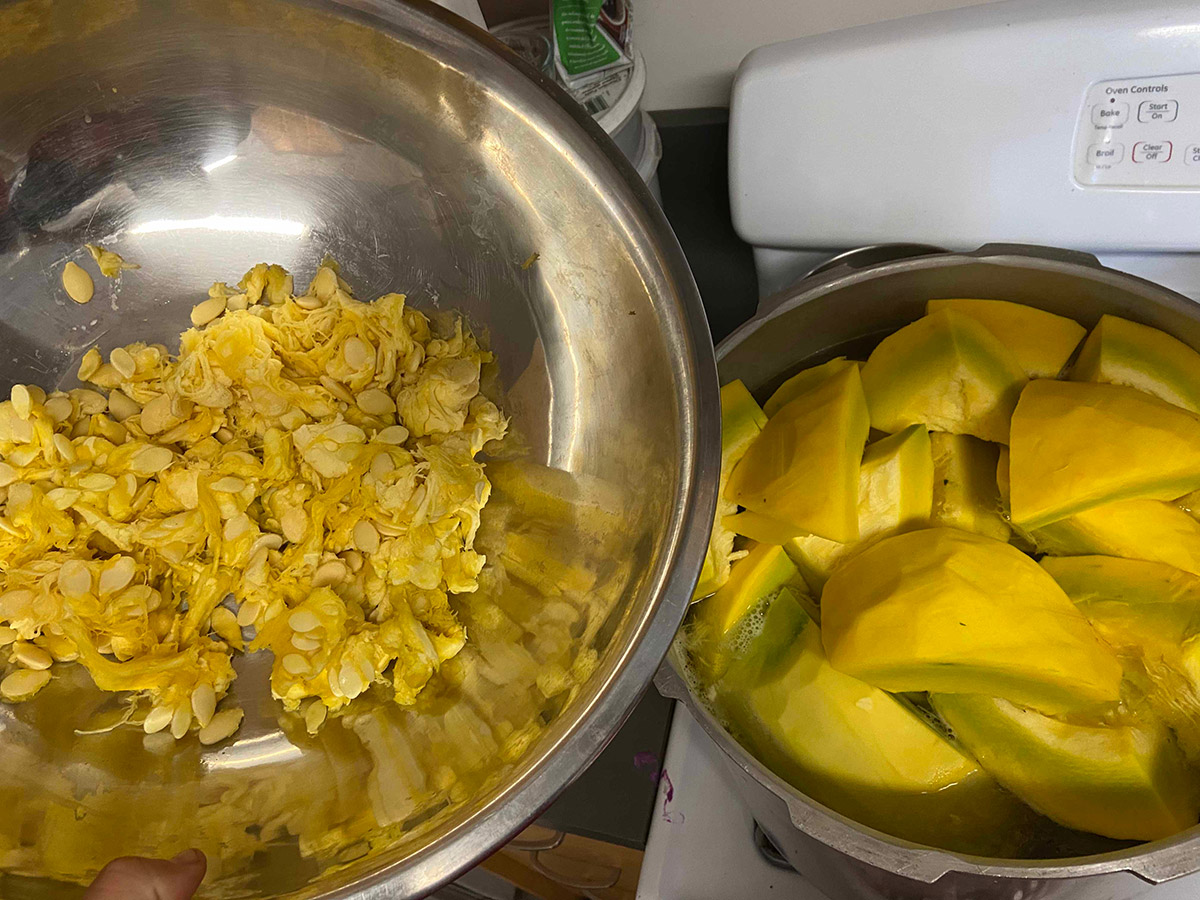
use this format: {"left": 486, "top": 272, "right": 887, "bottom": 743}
{"left": 1186, "top": 144, "right": 1200, "bottom": 166}
{"left": 1092, "top": 102, "right": 1129, "bottom": 127}
{"left": 1087, "top": 143, "right": 1124, "bottom": 165}
{"left": 1133, "top": 140, "right": 1172, "bottom": 163}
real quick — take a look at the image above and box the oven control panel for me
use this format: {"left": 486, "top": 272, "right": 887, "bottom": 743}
{"left": 1075, "top": 73, "right": 1200, "bottom": 187}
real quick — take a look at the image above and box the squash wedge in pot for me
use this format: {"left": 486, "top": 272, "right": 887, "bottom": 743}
{"left": 1009, "top": 379, "right": 1200, "bottom": 530}
{"left": 786, "top": 424, "right": 934, "bottom": 592}
{"left": 694, "top": 380, "right": 768, "bottom": 599}
{"left": 763, "top": 357, "right": 859, "bottom": 418}
{"left": 1071, "top": 314, "right": 1200, "bottom": 414}
{"left": 821, "top": 528, "right": 1123, "bottom": 714}
{"left": 926, "top": 298, "right": 1085, "bottom": 379}
{"left": 720, "top": 590, "right": 1032, "bottom": 856}
{"left": 727, "top": 365, "right": 869, "bottom": 543}
{"left": 860, "top": 308, "right": 1026, "bottom": 443}
{"left": 930, "top": 432, "right": 1009, "bottom": 541}
{"left": 692, "top": 541, "right": 801, "bottom": 678}
{"left": 1032, "top": 499, "right": 1200, "bottom": 578}
{"left": 1041, "top": 555, "right": 1200, "bottom": 656}
{"left": 932, "top": 693, "right": 1200, "bottom": 842}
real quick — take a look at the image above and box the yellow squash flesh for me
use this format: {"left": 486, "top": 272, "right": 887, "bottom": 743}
{"left": 821, "top": 528, "right": 1123, "bottom": 713}
{"left": 694, "top": 380, "right": 768, "bottom": 599}
{"left": 926, "top": 298, "right": 1085, "bottom": 379}
{"left": 727, "top": 365, "right": 869, "bottom": 543}
{"left": 932, "top": 694, "right": 1200, "bottom": 841}
{"left": 1032, "top": 499, "right": 1200, "bottom": 578}
{"left": 1041, "top": 554, "right": 1200, "bottom": 762}
{"left": 692, "top": 541, "right": 800, "bottom": 678}
{"left": 725, "top": 509, "right": 805, "bottom": 545}
{"left": 860, "top": 309, "right": 1027, "bottom": 443}
{"left": 1041, "top": 555, "right": 1200, "bottom": 657}
{"left": 763, "top": 358, "right": 858, "bottom": 418}
{"left": 719, "top": 590, "right": 1032, "bottom": 856}
{"left": 786, "top": 424, "right": 934, "bottom": 592}
{"left": 1071, "top": 314, "right": 1200, "bottom": 414}
{"left": 1009, "top": 379, "right": 1200, "bottom": 530}
{"left": 930, "top": 432, "right": 1009, "bottom": 541}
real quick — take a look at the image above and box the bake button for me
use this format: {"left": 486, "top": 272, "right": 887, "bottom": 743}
{"left": 1185, "top": 144, "right": 1200, "bottom": 165}
{"left": 1132, "top": 141, "right": 1172, "bottom": 163}
{"left": 1087, "top": 143, "right": 1124, "bottom": 165}
{"left": 1092, "top": 102, "right": 1129, "bottom": 127}
{"left": 1138, "top": 99, "right": 1179, "bottom": 123}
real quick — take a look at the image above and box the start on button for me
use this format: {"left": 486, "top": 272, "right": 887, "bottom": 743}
{"left": 1133, "top": 140, "right": 1173, "bottom": 163}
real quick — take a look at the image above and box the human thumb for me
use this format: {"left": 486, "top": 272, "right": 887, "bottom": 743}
{"left": 84, "top": 848, "right": 207, "bottom": 900}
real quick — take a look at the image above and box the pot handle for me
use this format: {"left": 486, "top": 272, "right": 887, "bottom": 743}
{"left": 754, "top": 241, "right": 1108, "bottom": 320}
{"left": 652, "top": 658, "right": 690, "bottom": 702}
{"left": 753, "top": 244, "right": 950, "bottom": 319}
{"left": 1125, "top": 843, "right": 1200, "bottom": 885}
{"left": 779, "top": 793, "right": 960, "bottom": 885}
{"left": 756, "top": 243, "right": 948, "bottom": 317}
{"left": 804, "top": 243, "right": 950, "bottom": 280}
{"left": 966, "top": 242, "right": 1104, "bottom": 269}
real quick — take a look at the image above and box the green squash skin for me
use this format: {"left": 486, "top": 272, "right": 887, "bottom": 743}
{"left": 933, "top": 693, "right": 1200, "bottom": 842}
{"left": 718, "top": 592, "right": 1033, "bottom": 856}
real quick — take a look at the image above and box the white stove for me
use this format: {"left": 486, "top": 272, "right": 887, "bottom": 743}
{"left": 728, "top": 0, "right": 1200, "bottom": 302}
{"left": 641, "top": 0, "right": 1200, "bottom": 896}
{"left": 637, "top": 704, "right": 827, "bottom": 900}
{"left": 639, "top": 705, "right": 1200, "bottom": 900}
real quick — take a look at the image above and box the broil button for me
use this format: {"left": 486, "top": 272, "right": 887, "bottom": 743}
{"left": 1087, "top": 143, "right": 1124, "bottom": 165}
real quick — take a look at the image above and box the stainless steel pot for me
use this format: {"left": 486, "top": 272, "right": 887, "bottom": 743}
{"left": 659, "top": 244, "right": 1200, "bottom": 900}
{"left": 0, "top": 1, "right": 719, "bottom": 897}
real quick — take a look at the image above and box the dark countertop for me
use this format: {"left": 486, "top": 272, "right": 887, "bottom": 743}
{"left": 534, "top": 109, "right": 758, "bottom": 851}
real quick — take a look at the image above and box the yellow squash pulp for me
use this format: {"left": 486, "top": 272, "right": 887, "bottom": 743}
{"left": 0, "top": 262, "right": 507, "bottom": 741}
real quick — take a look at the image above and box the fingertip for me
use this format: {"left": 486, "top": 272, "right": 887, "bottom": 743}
{"left": 171, "top": 848, "right": 206, "bottom": 867}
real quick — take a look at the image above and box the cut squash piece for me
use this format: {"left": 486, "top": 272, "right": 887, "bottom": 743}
{"left": 720, "top": 591, "right": 1032, "bottom": 856}
{"left": 1042, "top": 554, "right": 1200, "bottom": 768}
{"left": 997, "top": 445, "right": 1010, "bottom": 504}
{"left": 1032, "top": 499, "right": 1200, "bottom": 578}
{"left": 1009, "top": 380, "right": 1200, "bottom": 530}
{"left": 1071, "top": 314, "right": 1200, "bottom": 414}
{"left": 764, "top": 358, "right": 858, "bottom": 418}
{"left": 692, "top": 541, "right": 801, "bottom": 678}
{"left": 727, "top": 365, "right": 869, "bottom": 543}
{"left": 725, "top": 509, "right": 805, "bottom": 545}
{"left": 821, "top": 528, "right": 1123, "bottom": 714}
{"left": 860, "top": 308, "right": 1027, "bottom": 443}
{"left": 785, "top": 425, "right": 934, "bottom": 591}
{"left": 926, "top": 298, "right": 1085, "bottom": 379}
{"left": 932, "top": 694, "right": 1200, "bottom": 841}
{"left": 722, "top": 379, "right": 769, "bottom": 455}
{"left": 694, "top": 380, "right": 769, "bottom": 599}
{"left": 1041, "top": 555, "right": 1200, "bottom": 655}
{"left": 930, "top": 432, "right": 1009, "bottom": 541}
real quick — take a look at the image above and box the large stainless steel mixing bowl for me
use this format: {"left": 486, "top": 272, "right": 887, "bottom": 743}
{"left": 660, "top": 244, "right": 1200, "bottom": 900}
{"left": 0, "top": 1, "right": 719, "bottom": 897}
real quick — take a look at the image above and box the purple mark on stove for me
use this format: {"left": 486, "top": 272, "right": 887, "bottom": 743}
{"left": 633, "top": 750, "right": 661, "bottom": 783}
{"left": 660, "top": 769, "right": 684, "bottom": 824}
